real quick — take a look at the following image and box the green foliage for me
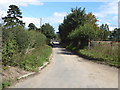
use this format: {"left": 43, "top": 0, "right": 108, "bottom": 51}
{"left": 59, "top": 7, "right": 111, "bottom": 49}
{"left": 59, "top": 7, "right": 118, "bottom": 67}
{"left": 2, "top": 5, "right": 52, "bottom": 67}
{"left": 2, "top": 5, "right": 25, "bottom": 28}
{"left": 2, "top": 26, "right": 29, "bottom": 66}
{"left": 85, "top": 13, "right": 98, "bottom": 24}
{"left": 14, "top": 46, "right": 52, "bottom": 72}
{"left": 2, "top": 39, "right": 17, "bottom": 66}
{"left": 54, "top": 32, "right": 60, "bottom": 42}
{"left": 2, "top": 27, "right": 14, "bottom": 43}
{"left": 27, "top": 31, "right": 46, "bottom": 48}
{"left": 59, "top": 7, "right": 86, "bottom": 45}
{"left": 28, "top": 23, "right": 37, "bottom": 30}
{"left": 59, "top": 7, "right": 99, "bottom": 48}
{"left": 2, "top": 28, "right": 17, "bottom": 66}
{"left": 100, "top": 24, "right": 109, "bottom": 31}
{"left": 99, "top": 24, "right": 110, "bottom": 40}
{"left": 68, "top": 24, "right": 96, "bottom": 48}
{"left": 13, "top": 26, "right": 29, "bottom": 53}
{"left": 2, "top": 26, "right": 48, "bottom": 67}
{"left": 40, "top": 23, "right": 55, "bottom": 39}
{"left": 110, "top": 28, "right": 120, "bottom": 41}
{"left": 79, "top": 43, "right": 119, "bottom": 67}
{"left": 69, "top": 24, "right": 96, "bottom": 40}
{"left": 1, "top": 81, "right": 11, "bottom": 89}
{"left": 2, "top": 5, "right": 53, "bottom": 89}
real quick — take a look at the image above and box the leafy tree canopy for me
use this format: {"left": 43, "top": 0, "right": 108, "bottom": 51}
{"left": 69, "top": 23, "right": 96, "bottom": 40}
{"left": 110, "top": 28, "right": 120, "bottom": 41}
{"left": 99, "top": 24, "right": 110, "bottom": 40}
{"left": 100, "top": 24, "right": 109, "bottom": 31}
{"left": 59, "top": 7, "right": 86, "bottom": 45}
{"left": 28, "top": 23, "right": 37, "bottom": 30}
{"left": 40, "top": 23, "right": 55, "bottom": 39}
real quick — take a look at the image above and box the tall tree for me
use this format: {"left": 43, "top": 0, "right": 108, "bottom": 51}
{"left": 40, "top": 23, "right": 55, "bottom": 39}
{"left": 99, "top": 24, "right": 110, "bottom": 40}
{"left": 110, "top": 28, "right": 120, "bottom": 41}
{"left": 2, "top": 5, "right": 25, "bottom": 28}
{"left": 59, "top": 7, "right": 86, "bottom": 46}
{"left": 85, "top": 13, "right": 98, "bottom": 24}
{"left": 28, "top": 23, "right": 37, "bottom": 30}
{"left": 100, "top": 24, "right": 109, "bottom": 31}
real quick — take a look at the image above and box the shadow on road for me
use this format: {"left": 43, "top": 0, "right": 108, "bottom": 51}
{"left": 57, "top": 48, "right": 74, "bottom": 55}
{"left": 52, "top": 42, "right": 101, "bottom": 60}
{"left": 57, "top": 51, "right": 73, "bottom": 55}
{"left": 53, "top": 43, "right": 60, "bottom": 48}
{"left": 52, "top": 42, "right": 64, "bottom": 48}
{"left": 52, "top": 42, "right": 119, "bottom": 68}
{"left": 52, "top": 42, "right": 74, "bottom": 55}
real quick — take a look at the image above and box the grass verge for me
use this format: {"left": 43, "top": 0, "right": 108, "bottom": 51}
{"left": 66, "top": 44, "right": 120, "bottom": 68}
{"left": 1, "top": 81, "right": 11, "bottom": 89}
{"left": 18, "top": 45, "right": 52, "bottom": 72}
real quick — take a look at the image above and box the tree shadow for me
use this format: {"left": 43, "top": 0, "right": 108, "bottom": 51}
{"left": 57, "top": 48, "right": 74, "bottom": 55}
{"left": 53, "top": 44, "right": 58, "bottom": 48}
{"left": 53, "top": 42, "right": 74, "bottom": 55}
{"left": 53, "top": 43, "right": 61, "bottom": 48}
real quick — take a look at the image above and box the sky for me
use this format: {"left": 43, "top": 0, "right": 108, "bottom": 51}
{"left": 0, "top": 0, "right": 119, "bottom": 32}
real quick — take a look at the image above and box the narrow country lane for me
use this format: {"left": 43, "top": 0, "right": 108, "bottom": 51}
{"left": 10, "top": 42, "right": 118, "bottom": 88}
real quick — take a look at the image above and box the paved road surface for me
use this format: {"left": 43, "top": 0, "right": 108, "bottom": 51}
{"left": 10, "top": 42, "right": 118, "bottom": 88}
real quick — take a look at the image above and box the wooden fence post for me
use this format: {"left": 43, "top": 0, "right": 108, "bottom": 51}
{"left": 88, "top": 39, "right": 91, "bottom": 49}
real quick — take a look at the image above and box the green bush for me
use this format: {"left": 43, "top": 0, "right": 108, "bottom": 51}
{"left": 2, "top": 39, "right": 17, "bottom": 66}
{"left": 27, "top": 31, "right": 46, "bottom": 49}
{"left": 13, "top": 26, "right": 29, "bottom": 53}
{"left": 2, "top": 28, "right": 17, "bottom": 66}
{"left": 2, "top": 26, "right": 50, "bottom": 67}
{"left": 1, "top": 81, "right": 11, "bottom": 89}
{"left": 18, "top": 45, "right": 52, "bottom": 72}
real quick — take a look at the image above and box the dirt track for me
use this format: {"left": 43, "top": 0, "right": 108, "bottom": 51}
{"left": 10, "top": 42, "right": 118, "bottom": 88}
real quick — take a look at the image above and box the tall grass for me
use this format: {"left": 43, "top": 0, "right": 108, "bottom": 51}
{"left": 79, "top": 42, "right": 119, "bottom": 67}
{"left": 13, "top": 45, "right": 52, "bottom": 72}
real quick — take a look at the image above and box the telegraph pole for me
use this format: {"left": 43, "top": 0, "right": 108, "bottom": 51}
{"left": 0, "top": 14, "right": 3, "bottom": 25}
{"left": 40, "top": 18, "right": 42, "bottom": 28}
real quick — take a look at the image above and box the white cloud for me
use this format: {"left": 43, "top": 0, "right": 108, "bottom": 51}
{"left": 22, "top": 12, "right": 67, "bottom": 31}
{"left": 0, "top": 0, "right": 43, "bottom": 18}
{"left": 22, "top": 17, "right": 40, "bottom": 28}
{"left": 94, "top": 1, "right": 118, "bottom": 18}
{"left": 43, "top": 12, "right": 67, "bottom": 24}
{"left": 109, "top": 26, "right": 117, "bottom": 31}
{"left": 40, "top": 0, "right": 119, "bottom": 2}
{"left": 54, "top": 12, "right": 67, "bottom": 17}
{"left": 93, "top": 0, "right": 118, "bottom": 31}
